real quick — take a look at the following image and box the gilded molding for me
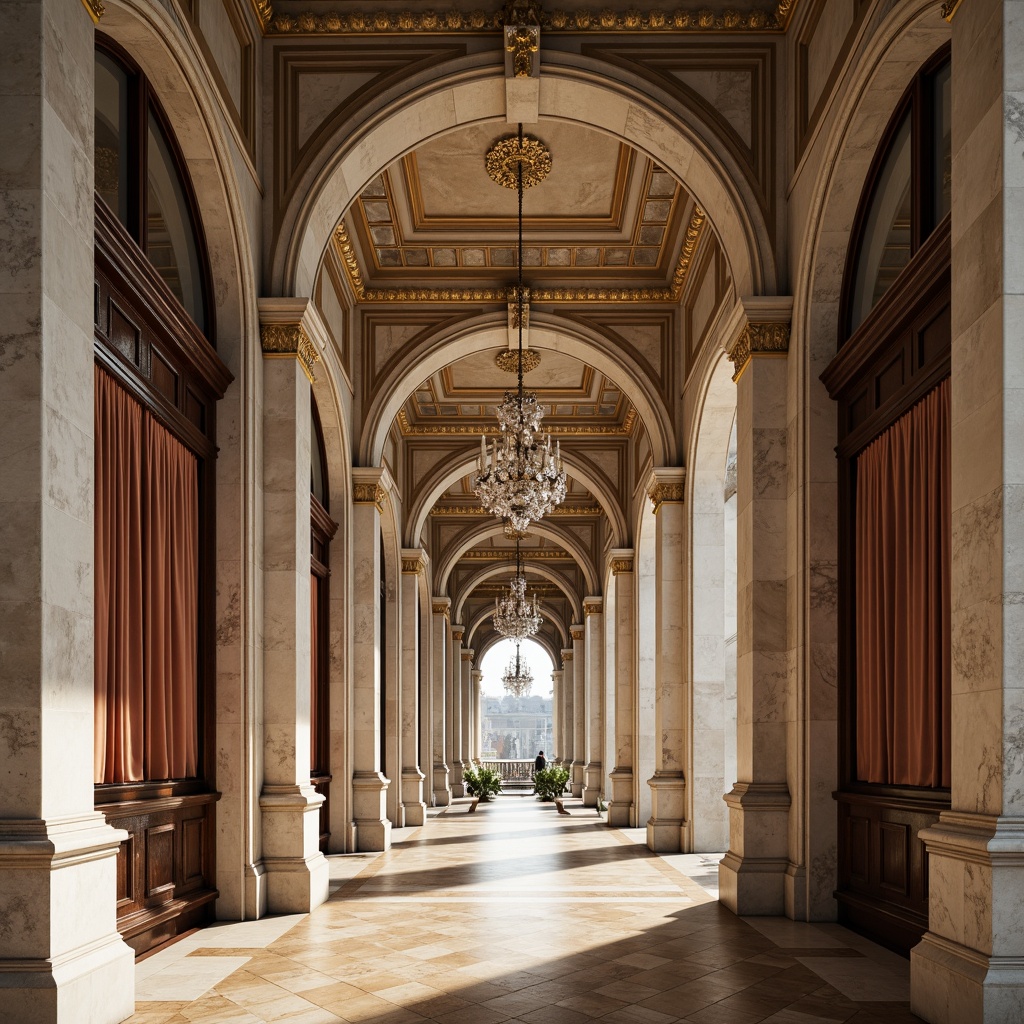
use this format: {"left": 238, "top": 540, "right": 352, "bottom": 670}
{"left": 648, "top": 481, "right": 685, "bottom": 513}
{"left": 583, "top": 600, "right": 602, "bottom": 616}
{"left": 496, "top": 348, "right": 541, "bottom": 373}
{"left": 401, "top": 557, "right": 425, "bottom": 574}
{"left": 610, "top": 557, "right": 634, "bottom": 575}
{"left": 432, "top": 601, "right": 451, "bottom": 617}
{"left": 570, "top": 626, "right": 584, "bottom": 641}
{"left": 399, "top": 412, "right": 631, "bottom": 437}
{"left": 451, "top": 626, "right": 465, "bottom": 639}
{"left": 728, "top": 321, "right": 790, "bottom": 382}
{"left": 430, "top": 503, "right": 603, "bottom": 516}
{"left": 260, "top": 324, "right": 320, "bottom": 383}
{"left": 670, "top": 206, "right": 706, "bottom": 300}
{"left": 249, "top": 0, "right": 273, "bottom": 30}
{"left": 462, "top": 548, "right": 571, "bottom": 559}
{"left": 486, "top": 134, "right": 552, "bottom": 190}
{"left": 81, "top": 0, "right": 104, "bottom": 22}
{"left": 353, "top": 483, "right": 387, "bottom": 512}
{"left": 505, "top": 24, "right": 539, "bottom": 77}
{"left": 333, "top": 222, "right": 365, "bottom": 300}
{"left": 562, "top": 651, "right": 574, "bottom": 662}
{"left": 266, "top": 2, "right": 797, "bottom": 35}
{"left": 940, "top": 0, "right": 963, "bottom": 21}
{"left": 461, "top": 650, "right": 473, "bottom": 661}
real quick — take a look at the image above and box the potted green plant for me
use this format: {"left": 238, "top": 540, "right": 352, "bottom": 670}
{"left": 533, "top": 765, "right": 570, "bottom": 801}
{"left": 463, "top": 763, "right": 502, "bottom": 801}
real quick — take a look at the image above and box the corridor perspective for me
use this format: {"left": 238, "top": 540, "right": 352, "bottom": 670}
{"left": 127, "top": 796, "right": 917, "bottom": 1024}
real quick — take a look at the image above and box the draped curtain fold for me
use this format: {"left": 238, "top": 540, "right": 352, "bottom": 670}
{"left": 855, "top": 378, "right": 950, "bottom": 788}
{"left": 94, "top": 367, "right": 199, "bottom": 784}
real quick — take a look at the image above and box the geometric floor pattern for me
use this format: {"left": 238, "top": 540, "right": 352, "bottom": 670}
{"left": 126, "top": 794, "right": 921, "bottom": 1023}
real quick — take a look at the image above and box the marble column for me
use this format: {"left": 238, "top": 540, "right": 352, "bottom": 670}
{"left": 259, "top": 307, "right": 332, "bottom": 902}
{"left": 911, "top": 4, "right": 1024, "bottom": 1021}
{"left": 582, "top": 598, "right": 604, "bottom": 806}
{"left": 473, "top": 669, "right": 484, "bottom": 761}
{"left": 461, "top": 650, "right": 473, "bottom": 771}
{"left": 561, "top": 648, "right": 575, "bottom": 776}
{"left": 399, "top": 551, "right": 427, "bottom": 827}
{"left": 551, "top": 670, "right": 563, "bottom": 762}
{"left": 646, "top": 469, "right": 689, "bottom": 852}
{"left": 607, "top": 551, "right": 636, "bottom": 827}
{"left": 0, "top": 3, "right": 136, "bottom": 1016}
{"left": 350, "top": 470, "right": 392, "bottom": 852}
{"left": 719, "top": 305, "right": 792, "bottom": 913}
{"left": 449, "top": 624, "right": 465, "bottom": 797}
{"left": 430, "top": 599, "right": 451, "bottom": 805}
{"left": 419, "top": 592, "right": 433, "bottom": 803}
{"left": 570, "top": 625, "right": 586, "bottom": 797}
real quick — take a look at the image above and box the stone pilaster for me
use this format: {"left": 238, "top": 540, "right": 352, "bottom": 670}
{"left": 561, "top": 649, "right": 575, "bottom": 775}
{"left": 399, "top": 551, "right": 428, "bottom": 827}
{"left": 719, "top": 300, "right": 792, "bottom": 913}
{"left": 471, "top": 668, "right": 484, "bottom": 761}
{"left": 259, "top": 302, "right": 331, "bottom": 905}
{"left": 0, "top": 4, "right": 136, "bottom": 1017}
{"left": 551, "top": 670, "right": 563, "bottom": 762}
{"left": 582, "top": 598, "right": 604, "bottom": 806}
{"left": 607, "top": 551, "right": 636, "bottom": 827}
{"left": 461, "top": 650, "right": 473, "bottom": 771}
{"left": 449, "top": 624, "right": 465, "bottom": 797}
{"left": 430, "top": 599, "right": 451, "bottom": 804}
{"left": 350, "top": 469, "right": 392, "bottom": 852}
{"left": 910, "top": 3, "right": 1024, "bottom": 1021}
{"left": 570, "top": 625, "right": 586, "bottom": 797}
{"left": 646, "top": 469, "right": 688, "bottom": 852}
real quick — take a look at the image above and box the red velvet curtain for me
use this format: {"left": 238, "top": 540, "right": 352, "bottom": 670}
{"left": 855, "top": 378, "right": 950, "bottom": 787}
{"left": 94, "top": 367, "right": 199, "bottom": 783}
{"left": 94, "top": 368, "right": 145, "bottom": 783}
{"left": 144, "top": 415, "right": 199, "bottom": 780}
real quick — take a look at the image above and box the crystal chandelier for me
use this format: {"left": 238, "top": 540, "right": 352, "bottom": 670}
{"left": 474, "top": 125, "right": 566, "bottom": 535}
{"left": 502, "top": 643, "right": 533, "bottom": 698}
{"left": 492, "top": 539, "right": 543, "bottom": 641}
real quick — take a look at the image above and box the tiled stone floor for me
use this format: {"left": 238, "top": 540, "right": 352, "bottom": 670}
{"left": 126, "top": 795, "right": 920, "bottom": 1024}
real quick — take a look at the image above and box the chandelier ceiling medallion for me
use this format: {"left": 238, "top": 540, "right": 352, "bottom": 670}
{"left": 502, "top": 643, "right": 534, "bottom": 698}
{"left": 492, "top": 539, "right": 543, "bottom": 641}
{"left": 473, "top": 124, "right": 566, "bottom": 536}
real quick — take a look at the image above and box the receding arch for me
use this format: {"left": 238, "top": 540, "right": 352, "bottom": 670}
{"left": 434, "top": 520, "right": 599, "bottom": 596}
{"left": 475, "top": 630, "right": 563, "bottom": 675}
{"left": 406, "top": 446, "right": 628, "bottom": 550}
{"left": 271, "top": 57, "right": 776, "bottom": 308}
{"left": 363, "top": 313, "right": 676, "bottom": 469}
{"left": 454, "top": 562, "right": 581, "bottom": 625}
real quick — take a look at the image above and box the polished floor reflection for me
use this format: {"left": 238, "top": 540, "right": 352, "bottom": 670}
{"left": 127, "top": 796, "right": 920, "bottom": 1023}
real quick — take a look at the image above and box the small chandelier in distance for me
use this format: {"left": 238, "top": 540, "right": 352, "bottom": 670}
{"left": 474, "top": 125, "right": 566, "bottom": 535}
{"left": 502, "top": 643, "right": 533, "bottom": 698}
{"left": 493, "top": 538, "right": 543, "bottom": 641}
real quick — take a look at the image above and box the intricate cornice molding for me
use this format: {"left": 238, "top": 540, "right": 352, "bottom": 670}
{"left": 670, "top": 205, "right": 706, "bottom": 300}
{"left": 429, "top": 503, "right": 603, "bottom": 516}
{"left": 610, "top": 557, "right": 634, "bottom": 575}
{"left": 399, "top": 412, "right": 631, "bottom": 437}
{"left": 353, "top": 482, "right": 387, "bottom": 512}
{"left": 81, "top": 0, "right": 104, "bottom": 23}
{"left": 727, "top": 321, "right": 790, "bottom": 382}
{"left": 265, "top": 2, "right": 797, "bottom": 35}
{"left": 260, "top": 323, "right": 320, "bottom": 383}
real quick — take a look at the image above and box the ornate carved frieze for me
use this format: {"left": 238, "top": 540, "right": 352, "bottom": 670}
{"left": 610, "top": 557, "right": 634, "bottom": 575}
{"left": 263, "top": 2, "right": 798, "bottom": 35}
{"left": 461, "top": 548, "right": 572, "bottom": 559}
{"left": 399, "top": 413, "right": 630, "bottom": 436}
{"left": 430, "top": 503, "right": 603, "bottom": 515}
{"left": 81, "top": 0, "right": 104, "bottom": 23}
{"left": 260, "top": 323, "right": 321, "bottom": 384}
{"left": 727, "top": 321, "right": 790, "bottom": 382}
{"left": 353, "top": 482, "right": 387, "bottom": 512}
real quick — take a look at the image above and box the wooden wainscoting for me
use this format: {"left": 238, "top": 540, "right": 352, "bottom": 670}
{"left": 835, "top": 789, "right": 947, "bottom": 955}
{"left": 99, "top": 789, "right": 219, "bottom": 957}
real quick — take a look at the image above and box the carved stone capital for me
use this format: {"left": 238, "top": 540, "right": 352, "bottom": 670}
{"left": 570, "top": 626, "right": 585, "bottom": 641}
{"left": 401, "top": 558, "right": 424, "bottom": 575}
{"left": 261, "top": 323, "right": 321, "bottom": 384}
{"left": 451, "top": 624, "right": 465, "bottom": 641}
{"left": 562, "top": 651, "right": 574, "bottom": 663}
{"left": 461, "top": 651, "right": 473, "bottom": 662}
{"left": 611, "top": 557, "right": 634, "bottom": 575}
{"left": 727, "top": 321, "right": 790, "bottom": 382}
{"left": 583, "top": 597, "right": 603, "bottom": 617}
{"left": 647, "top": 469, "right": 686, "bottom": 513}
{"left": 353, "top": 482, "right": 386, "bottom": 513}
{"left": 431, "top": 600, "right": 450, "bottom": 618}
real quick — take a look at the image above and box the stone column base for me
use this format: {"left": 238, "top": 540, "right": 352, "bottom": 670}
{"left": 0, "top": 816, "right": 136, "bottom": 1024}
{"left": 571, "top": 761, "right": 585, "bottom": 797}
{"left": 719, "top": 781, "right": 791, "bottom": 915}
{"left": 646, "top": 771, "right": 686, "bottom": 852}
{"left": 450, "top": 764, "right": 466, "bottom": 799}
{"left": 400, "top": 769, "right": 427, "bottom": 827}
{"left": 259, "top": 784, "right": 330, "bottom": 911}
{"left": 607, "top": 767, "right": 634, "bottom": 827}
{"left": 583, "top": 761, "right": 602, "bottom": 807}
{"left": 432, "top": 763, "right": 451, "bottom": 806}
{"left": 352, "top": 772, "right": 391, "bottom": 852}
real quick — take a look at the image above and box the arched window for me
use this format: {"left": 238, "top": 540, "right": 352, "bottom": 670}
{"left": 92, "top": 37, "right": 230, "bottom": 956}
{"left": 823, "top": 47, "right": 951, "bottom": 957}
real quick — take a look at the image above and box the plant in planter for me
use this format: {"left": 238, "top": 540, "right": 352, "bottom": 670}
{"left": 533, "top": 765, "right": 571, "bottom": 801}
{"left": 463, "top": 763, "right": 502, "bottom": 801}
